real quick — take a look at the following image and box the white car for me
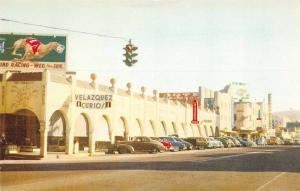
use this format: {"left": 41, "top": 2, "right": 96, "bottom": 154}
{"left": 207, "top": 137, "right": 223, "bottom": 148}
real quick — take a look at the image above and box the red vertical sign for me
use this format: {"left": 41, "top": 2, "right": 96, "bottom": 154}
{"left": 191, "top": 99, "right": 199, "bottom": 124}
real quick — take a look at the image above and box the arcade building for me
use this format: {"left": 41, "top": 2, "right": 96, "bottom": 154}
{"left": 0, "top": 70, "right": 218, "bottom": 158}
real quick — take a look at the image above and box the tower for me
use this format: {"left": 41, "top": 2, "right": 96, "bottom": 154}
{"left": 268, "top": 93, "right": 272, "bottom": 129}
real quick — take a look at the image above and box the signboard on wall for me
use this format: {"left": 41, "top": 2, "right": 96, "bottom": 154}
{"left": 191, "top": 99, "right": 199, "bottom": 124}
{"left": 0, "top": 33, "right": 67, "bottom": 72}
{"left": 75, "top": 94, "right": 113, "bottom": 109}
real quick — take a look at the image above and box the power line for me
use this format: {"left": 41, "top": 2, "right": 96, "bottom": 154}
{"left": 0, "top": 18, "right": 129, "bottom": 41}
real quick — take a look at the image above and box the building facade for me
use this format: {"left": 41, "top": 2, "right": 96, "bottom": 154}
{"left": 198, "top": 86, "right": 232, "bottom": 136}
{"left": 234, "top": 99, "right": 270, "bottom": 138}
{"left": 0, "top": 71, "right": 216, "bottom": 157}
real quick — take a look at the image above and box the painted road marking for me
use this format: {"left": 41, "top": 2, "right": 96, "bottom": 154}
{"left": 255, "top": 172, "right": 286, "bottom": 191}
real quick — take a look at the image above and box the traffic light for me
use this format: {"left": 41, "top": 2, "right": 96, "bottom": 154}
{"left": 123, "top": 40, "right": 138, "bottom": 67}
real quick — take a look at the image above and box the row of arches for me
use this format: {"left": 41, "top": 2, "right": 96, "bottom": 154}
{"left": 0, "top": 109, "right": 216, "bottom": 155}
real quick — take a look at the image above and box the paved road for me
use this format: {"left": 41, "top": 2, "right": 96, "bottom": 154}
{"left": 1, "top": 146, "right": 300, "bottom": 191}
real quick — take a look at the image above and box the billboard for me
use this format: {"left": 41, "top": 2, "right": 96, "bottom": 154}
{"left": 0, "top": 33, "right": 67, "bottom": 72}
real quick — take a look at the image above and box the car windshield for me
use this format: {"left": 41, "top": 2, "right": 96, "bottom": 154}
{"left": 160, "top": 137, "right": 173, "bottom": 142}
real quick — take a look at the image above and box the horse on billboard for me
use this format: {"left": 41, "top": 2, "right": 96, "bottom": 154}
{"left": 11, "top": 37, "right": 65, "bottom": 61}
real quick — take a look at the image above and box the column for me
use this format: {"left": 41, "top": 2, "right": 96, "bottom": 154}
{"left": 65, "top": 128, "right": 74, "bottom": 154}
{"left": 89, "top": 132, "right": 95, "bottom": 155}
{"left": 39, "top": 121, "right": 48, "bottom": 158}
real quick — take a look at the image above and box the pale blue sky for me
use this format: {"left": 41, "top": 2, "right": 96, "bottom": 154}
{"left": 1, "top": 0, "right": 300, "bottom": 111}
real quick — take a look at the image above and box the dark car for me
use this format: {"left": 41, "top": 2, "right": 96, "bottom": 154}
{"left": 284, "top": 139, "right": 294, "bottom": 145}
{"left": 184, "top": 137, "right": 208, "bottom": 150}
{"left": 237, "top": 138, "right": 247, "bottom": 147}
{"left": 159, "top": 137, "right": 184, "bottom": 151}
{"left": 117, "top": 136, "right": 165, "bottom": 154}
{"left": 174, "top": 137, "right": 193, "bottom": 150}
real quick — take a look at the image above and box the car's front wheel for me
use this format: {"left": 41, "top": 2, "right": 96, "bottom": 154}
{"left": 172, "top": 146, "right": 180, "bottom": 152}
{"left": 150, "top": 147, "right": 159, "bottom": 154}
{"left": 118, "top": 145, "right": 134, "bottom": 154}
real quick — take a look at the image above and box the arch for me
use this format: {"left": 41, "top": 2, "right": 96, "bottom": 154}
{"left": 3, "top": 109, "right": 40, "bottom": 150}
{"left": 144, "top": 120, "right": 155, "bottom": 137}
{"left": 215, "top": 126, "right": 220, "bottom": 137}
{"left": 115, "top": 116, "right": 129, "bottom": 141}
{"left": 191, "top": 124, "right": 200, "bottom": 137}
{"left": 74, "top": 113, "right": 90, "bottom": 152}
{"left": 197, "top": 125, "right": 202, "bottom": 137}
{"left": 103, "top": 115, "right": 112, "bottom": 140}
{"left": 178, "top": 123, "right": 186, "bottom": 138}
{"left": 190, "top": 124, "right": 195, "bottom": 137}
{"left": 204, "top": 125, "right": 208, "bottom": 137}
{"left": 171, "top": 122, "right": 178, "bottom": 135}
{"left": 129, "top": 118, "right": 142, "bottom": 138}
{"left": 210, "top": 126, "right": 214, "bottom": 137}
{"left": 47, "top": 110, "right": 66, "bottom": 152}
{"left": 185, "top": 123, "right": 193, "bottom": 137}
{"left": 159, "top": 121, "right": 168, "bottom": 136}
{"left": 13, "top": 108, "right": 40, "bottom": 122}
{"left": 94, "top": 115, "right": 111, "bottom": 142}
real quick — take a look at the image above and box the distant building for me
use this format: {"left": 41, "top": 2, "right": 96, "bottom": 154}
{"left": 221, "top": 82, "right": 250, "bottom": 102}
{"left": 234, "top": 96, "right": 271, "bottom": 139}
{"left": 198, "top": 86, "right": 232, "bottom": 137}
{"left": 286, "top": 122, "right": 300, "bottom": 131}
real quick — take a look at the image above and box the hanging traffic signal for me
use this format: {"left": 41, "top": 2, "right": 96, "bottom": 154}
{"left": 123, "top": 39, "right": 138, "bottom": 67}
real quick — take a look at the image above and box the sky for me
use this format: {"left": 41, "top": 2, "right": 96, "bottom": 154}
{"left": 1, "top": 0, "right": 300, "bottom": 112}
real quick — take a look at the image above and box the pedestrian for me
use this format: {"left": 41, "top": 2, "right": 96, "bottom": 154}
{"left": 262, "top": 136, "right": 266, "bottom": 146}
{"left": 0, "top": 134, "right": 7, "bottom": 160}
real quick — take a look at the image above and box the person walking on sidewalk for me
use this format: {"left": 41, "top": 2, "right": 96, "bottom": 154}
{"left": 0, "top": 134, "right": 7, "bottom": 160}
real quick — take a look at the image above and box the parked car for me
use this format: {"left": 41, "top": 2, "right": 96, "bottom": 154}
{"left": 267, "top": 137, "right": 277, "bottom": 145}
{"left": 293, "top": 139, "right": 300, "bottom": 145}
{"left": 227, "top": 137, "right": 241, "bottom": 147}
{"left": 241, "top": 139, "right": 257, "bottom": 147}
{"left": 284, "top": 139, "right": 294, "bottom": 145}
{"left": 215, "top": 137, "right": 231, "bottom": 148}
{"left": 116, "top": 136, "right": 165, "bottom": 154}
{"left": 173, "top": 137, "right": 193, "bottom": 150}
{"left": 237, "top": 138, "right": 249, "bottom": 147}
{"left": 151, "top": 137, "right": 172, "bottom": 150}
{"left": 256, "top": 137, "right": 267, "bottom": 146}
{"left": 215, "top": 139, "right": 224, "bottom": 148}
{"left": 207, "top": 137, "right": 222, "bottom": 148}
{"left": 183, "top": 137, "right": 208, "bottom": 150}
{"left": 159, "top": 137, "right": 185, "bottom": 151}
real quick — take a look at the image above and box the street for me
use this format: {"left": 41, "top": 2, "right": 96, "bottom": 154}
{"left": 1, "top": 146, "right": 300, "bottom": 191}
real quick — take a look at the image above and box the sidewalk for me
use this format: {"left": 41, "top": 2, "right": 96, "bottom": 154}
{"left": 0, "top": 146, "right": 282, "bottom": 165}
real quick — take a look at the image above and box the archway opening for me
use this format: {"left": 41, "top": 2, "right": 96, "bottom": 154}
{"left": 171, "top": 122, "right": 177, "bottom": 136}
{"left": 210, "top": 126, "right": 214, "bottom": 137}
{"left": 129, "top": 119, "right": 142, "bottom": 139}
{"left": 95, "top": 115, "right": 111, "bottom": 152}
{"left": 215, "top": 126, "right": 220, "bottom": 137}
{"left": 144, "top": 120, "right": 155, "bottom": 137}
{"left": 115, "top": 117, "right": 128, "bottom": 142}
{"left": 178, "top": 123, "right": 186, "bottom": 138}
{"left": 159, "top": 121, "right": 167, "bottom": 136}
{"left": 47, "top": 111, "right": 66, "bottom": 152}
{"left": 1, "top": 109, "right": 40, "bottom": 152}
{"left": 74, "top": 113, "right": 89, "bottom": 152}
{"left": 204, "top": 125, "right": 208, "bottom": 137}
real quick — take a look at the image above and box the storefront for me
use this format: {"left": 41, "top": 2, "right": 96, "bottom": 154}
{"left": 0, "top": 70, "right": 216, "bottom": 158}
